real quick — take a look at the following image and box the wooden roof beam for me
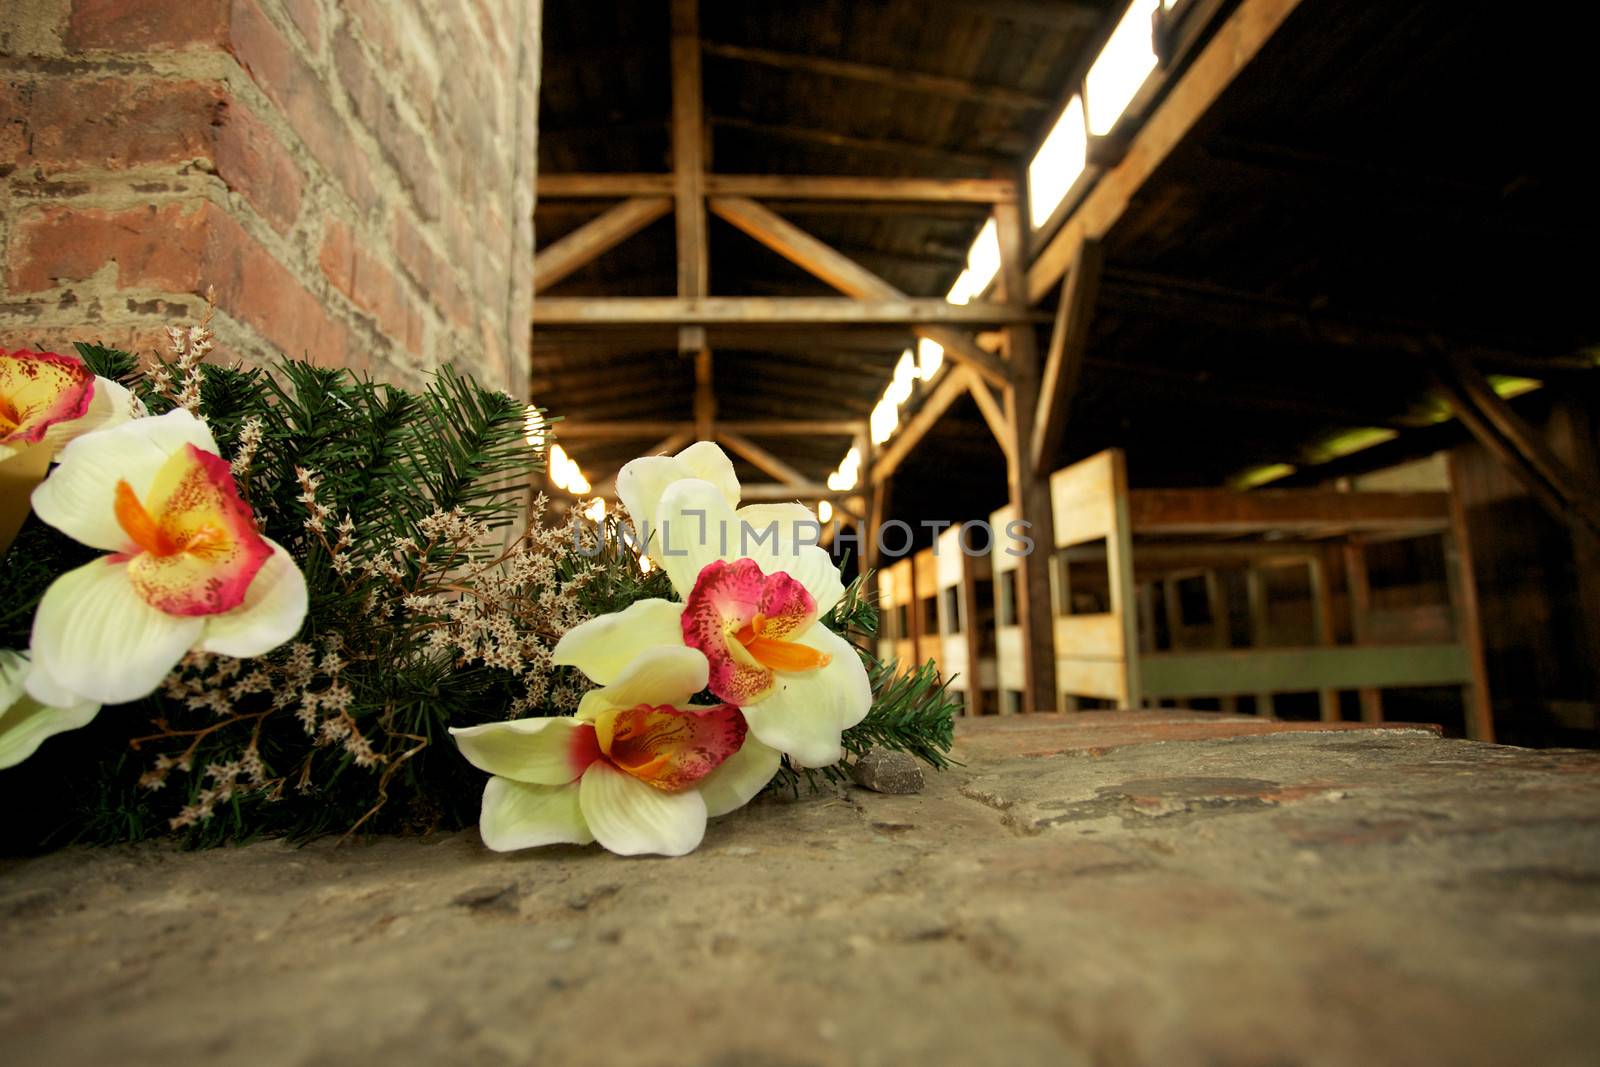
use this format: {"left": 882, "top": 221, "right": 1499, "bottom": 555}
{"left": 712, "top": 116, "right": 1013, "bottom": 171}
{"left": 708, "top": 195, "right": 1012, "bottom": 388}
{"left": 532, "top": 297, "right": 1040, "bottom": 327}
{"left": 540, "top": 174, "right": 1014, "bottom": 202}
{"left": 700, "top": 40, "right": 1050, "bottom": 110}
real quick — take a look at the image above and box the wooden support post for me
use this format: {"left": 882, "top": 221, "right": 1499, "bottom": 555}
{"left": 532, "top": 197, "right": 673, "bottom": 294}
{"left": 693, "top": 348, "right": 715, "bottom": 441}
{"left": 1031, "top": 237, "right": 1102, "bottom": 472}
{"left": 671, "top": 0, "right": 712, "bottom": 461}
{"left": 1445, "top": 452, "right": 1496, "bottom": 742}
{"left": 995, "top": 195, "right": 1056, "bottom": 713}
{"left": 1245, "top": 568, "right": 1276, "bottom": 717}
{"left": 1341, "top": 538, "right": 1384, "bottom": 724}
{"left": 1308, "top": 555, "right": 1341, "bottom": 722}
{"left": 1203, "top": 569, "right": 1237, "bottom": 712}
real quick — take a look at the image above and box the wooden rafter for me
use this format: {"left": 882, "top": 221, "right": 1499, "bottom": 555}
{"left": 700, "top": 40, "right": 1049, "bottom": 110}
{"left": 717, "top": 430, "right": 810, "bottom": 486}
{"left": 557, "top": 419, "right": 864, "bottom": 439}
{"left": 532, "top": 197, "right": 672, "bottom": 294}
{"left": 870, "top": 367, "right": 969, "bottom": 485}
{"left": 963, "top": 367, "right": 1012, "bottom": 464}
{"left": 708, "top": 196, "right": 1011, "bottom": 388}
{"left": 1030, "top": 235, "right": 1103, "bottom": 471}
{"left": 1027, "top": 0, "right": 1306, "bottom": 302}
{"left": 532, "top": 297, "right": 1038, "bottom": 327}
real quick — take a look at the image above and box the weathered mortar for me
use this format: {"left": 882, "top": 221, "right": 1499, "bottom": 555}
{"left": 0, "top": 0, "right": 539, "bottom": 396}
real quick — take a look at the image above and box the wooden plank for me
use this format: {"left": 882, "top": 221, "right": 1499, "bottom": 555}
{"left": 1053, "top": 613, "right": 1125, "bottom": 659}
{"left": 538, "top": 174, "right": 675, "bottom": 197}
{"left": 1127, "top": 489, "right": 1452, "bottom": 534}
{"left": 704, "top": 174, "right": 1015, "bottom": 202}
{"left": 1027, "top": 0, "right": 1306, "bottom": 303}
{"left": 708, "top": 196, "right": 1011, "bottom": 388}
{"left": 692, "top": 347, "right": 715, "bottom": 440}
{"left": 1141, "top": 644, "right": 1472, "bottom": 698}
{"left": 700, "top": 40, "right": 1048, "bottom": 110}
{"left": 996, "top": 195, "right": 1058, "bottom": 713}
{"left": 870, "top": 367, "right": 968, "bottom": 485}
{"left": 717, "top": 429, "right": 808, "bottom": 486}
{"left": 1445, "top": 453, "right": 1496, "bottom": 742}
{"left": 533, "top": 197, "right": 672, "bottom": 294}
{"left": 533, "top": 297, "right": 1037, "bottom": 327}
{"left": 1245, "top": 568, "right": 1276, "bottom": 716}
{"left": 1308, "top": 554, "right": 1341, "bottom": 722}
{"left": 1433, "top": 352, "right": 1600, "bottom": 541}
{"left": 555, "top": 420, "right": 690, "bottom": 440}
{"left": 1055, "top": 657, "right": 1128, "bottom": 703}
{"left": 964, "top": 367, "right": 1013, "bottom": 463}
{"left": 670, "top": 0, "right": 709, "bottom": 360}
{"left": 1030, "top": 236, "right": 1103, "bottom": 471}
{"left": 1049, "top": 449, "right": 1120, "bottom": 547}
{"left": 1342, "top": 539, "right": 1384, "bottom": 724}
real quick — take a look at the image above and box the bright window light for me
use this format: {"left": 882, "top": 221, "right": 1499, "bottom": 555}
{"left": 827, "top": 446, "right": 861, "bottom": 492}
{"left": 946, "top": 268, "right": 978, "bottom": 305}
{"left": 870, "top": 395, "right": 899, "bottom": 445}
{"left": 1085, "top": 0, "right": 1160, "bottom": 136}
{"left": 1027, "top": 94, "right": 1087, "bottom": 227}
{"left": 966, "top": 218, "right": 1000, "bottom": 294}
{"left": 817, "top": 499, "right": 833, "bottom": 523}
{"left": 885, "top": 349, "right": 917, "bottom": 406}
{"left": 524, "top": 405, "right": 547, "bottom": 449}
{"left": 549, "top": 443, "right": 591, "bottom": 495}
{"left": 916, "top": 337, "right": 944, "bottom": 380}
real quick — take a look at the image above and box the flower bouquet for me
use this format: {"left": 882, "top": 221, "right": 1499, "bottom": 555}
{"left": 0, "top": 333, "right": 957, "bottom": 856}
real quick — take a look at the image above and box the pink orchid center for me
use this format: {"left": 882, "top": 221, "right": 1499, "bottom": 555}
{"left": 586, "top": 703, "right": 746, "bottom": 793}
{"left": 0, "top": 349, "right": 95, "bottom": 446}
{"left": 681, "top": 558, "right": 832, "bottom": 705}
{"left": 110, "top": 443, "right": 273, "bottom": 617}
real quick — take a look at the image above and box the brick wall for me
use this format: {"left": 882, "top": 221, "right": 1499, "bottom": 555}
{"left": 0, "top": 0, "right": 540, "bottom": 396}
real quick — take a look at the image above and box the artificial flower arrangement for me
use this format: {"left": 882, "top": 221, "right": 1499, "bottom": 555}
{"left": 0, "top": 330, "right": 957, "bottom": 856}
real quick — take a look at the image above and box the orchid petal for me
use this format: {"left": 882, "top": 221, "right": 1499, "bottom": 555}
{"left": 578, "top": 759, "right": 706, "bottom": 856}
{"left": 197, "top": 541, "right": 308, "bottom": 657}
{"left": 27, "top": 557, "right": 203, "bottom": 705}
{"left": 551, "top": 598, "right": 684, "bottom": 685}
{"left": 0, "top": 650, "right": 100, "bottom": 769}
{"left": 615, "top": 442, "right": 740, "bottom": 566}
{"left": 38, "top": 376, "right": 136, "bottom": 452}
{"left": 740, "top": 625, "right": 871, "bottom": 767}
{"left": 582, "top": 644, "right": 710, "bottom": 714}
{"left": 477, "top": 777, "right": 594, "bottom": 851}
{"left": 450, "top": 716, "right": 601, "bottom": 785}
{"left": 672, "top": 441, "right": 741, "bottom": 505}
{"left": 697, "top": 736, "right": 780, "bottom": 818}
{"left": 31, "top": 408, "right": 217, "bottom": 553}
{"left": 652, "top": 477, "right": 743, "bottom": 598}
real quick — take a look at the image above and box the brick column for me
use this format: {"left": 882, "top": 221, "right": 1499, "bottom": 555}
{"left": 0, "top": 0, "right": 539, "bottom": 396}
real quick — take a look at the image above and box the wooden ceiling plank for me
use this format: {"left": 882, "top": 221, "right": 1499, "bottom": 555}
{"left": 712, "top": 116, "right": 1008, "bottom": 171}
{"left": 538, "top": 174, "right": 675, "bottom": 197}
{"left": 700, "top": 40, "right": 1049, "bottom": 110}
{"left": 532, "top": 197, "right": 672, "bottom": 294}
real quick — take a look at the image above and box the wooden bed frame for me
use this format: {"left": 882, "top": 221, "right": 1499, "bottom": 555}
{"left": 874, "top": 556, "right": 918, "bottom": 668}
{"left": 1047, "top": 449, "right": 1494, "bottom": 740}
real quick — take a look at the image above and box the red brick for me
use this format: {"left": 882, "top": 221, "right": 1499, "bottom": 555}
{"left": 15, "top": 77, "right": 224, "bottom": 173}
{"left": 319, "top": 218, "right": 422, "bottom": 356}
{"left": 281, "top": 0, "right": 321, "bottom": 49}
{"left": 5, "top": 200, "right": 356, "bottom": 369}
{"left": 212, "top": 96, "right": 304, "bottom": 234}
{"left": 332, "top": 26, "right": 440, "bottom": 221}
{"left": 6, "top": 201, "right": 209, "bottom": 293}
{"left": 66, "top": 0, "right": 229, "bottom": 51}
{"left": 391, "top": 210, "right": 470, "bottom": 329}
{"left": 226, "top": 0, "right": 378, "bottom": 215}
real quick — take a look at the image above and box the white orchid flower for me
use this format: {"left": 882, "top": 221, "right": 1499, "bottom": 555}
{"left": 0, "top": 347, "right": 136, "bottom": 463}
{"left": 0, "top": 649, "right": 100, "bottom": 769}
{"left": 25, "top": 408, "right": 308, "bottom": 705}
{"left": 450, "top": 646, "right": 779, "bottom": 856}
{"left": 553, "top": 442, "right": 871, "bottom": 769}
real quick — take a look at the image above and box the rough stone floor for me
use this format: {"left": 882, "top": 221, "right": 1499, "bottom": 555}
{"left": 2, "top": 713, "right": 1598, "bottom": 1067}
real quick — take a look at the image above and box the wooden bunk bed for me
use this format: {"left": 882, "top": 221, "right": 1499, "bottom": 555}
{"left": 926, "top": 524, "right": 998, "bottom": 716}
{"left": 875, "top": 556, "right": 919, "bottom": 668}
{"left": 989, "top": 504, "right": 1027, "bottom": 714}
{"left": 1047, "top": 449, "right": 1495, "bottom": 740}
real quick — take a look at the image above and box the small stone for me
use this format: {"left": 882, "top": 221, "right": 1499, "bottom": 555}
{"left": 852, "top": 748, "right": 924, "bottom": 794}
